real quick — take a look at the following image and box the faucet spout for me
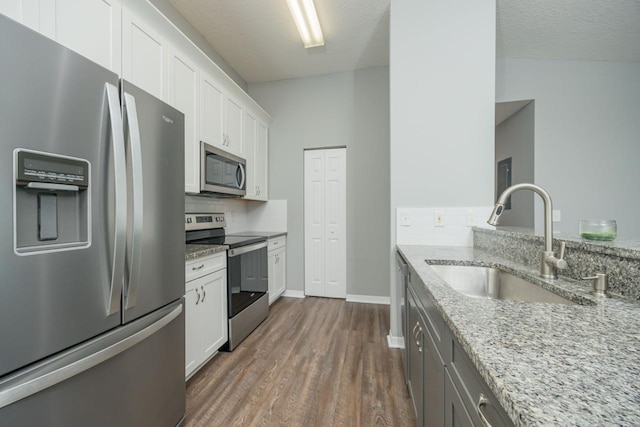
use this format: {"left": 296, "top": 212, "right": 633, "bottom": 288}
{"left": 488, "top": 183, "right": 567, "bottom": 279}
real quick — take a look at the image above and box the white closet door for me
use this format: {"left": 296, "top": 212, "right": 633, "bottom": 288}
{"left": 323, "top": 149, "right": 346, "bottom": 298}
{"left": 304, "top": 148, "right": 346, "bottom": 298}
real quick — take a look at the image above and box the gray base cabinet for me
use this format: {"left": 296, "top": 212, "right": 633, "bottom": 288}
{"left": 399, "top": 251, "right": 514, "bottom": 427}
{"left": 445, "top": 369, "right": 474, "bottom": 427}
{"left": 407, "top": 288, "right": 424, "bottom": 426}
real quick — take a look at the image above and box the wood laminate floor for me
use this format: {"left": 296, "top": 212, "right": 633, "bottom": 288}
{"left": 184, "top": 297, "right": 416, "bottom": 427}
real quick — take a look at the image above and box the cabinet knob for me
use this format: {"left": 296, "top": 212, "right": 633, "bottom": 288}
{"left": 201, "top": 285, "right": 206, "bottom": 302}
{"left": 195, "top": 288, "right": 201, "bottom": 305}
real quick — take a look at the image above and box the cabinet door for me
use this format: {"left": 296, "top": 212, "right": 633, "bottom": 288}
{"left": 444, "top": 370, "right": 474, "bottom": 427}
{"left": 0, "top": 0, "right": 40, "bottom": 32}
{"left": 224, "top": 96, "right": 243, "bottom": 155}
{"left": 184, "top": 286, "right": 199, "bottom": 378}
{"left": 274, "top": 246, "right": 286, "bottom": 298}
{"left": 168, "top": 47, "right": 199, "bottom": 193}
{"left": 267, "top": 249, "right": 277, "bottom": 305}
{"left": 424, "top": 324, "right": 445, "bottom": 426}
{"left": 242, "top": 111, "right": 257, "bottom": 199}
{"left": 200, "top": 72, "right": 224, "bottom": 149}
{"left": 407, "top": 289, "right": 424, "bottom": 426}
{"left": 46, "top": 0, "right": 121, "bottom": 73}
{"left": 199, "top": 269, "right": 228, "bottom": 360}
{"left": 255, "top": 121, "right": 268, "bottom": 200}
{"left": 122, "top": 6, "right": 168, "bottom": 101}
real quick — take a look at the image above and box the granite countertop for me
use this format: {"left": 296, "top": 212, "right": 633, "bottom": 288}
{"left": 231, "top": 231, "right": 287, "bottom": 239}
{"left": 185, "top": 244, "right": 228, "bottom": 260}
{"left": 397, "top": 244, "right": 640, "bottom": 426}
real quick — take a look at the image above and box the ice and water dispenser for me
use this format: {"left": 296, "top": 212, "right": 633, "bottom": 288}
{"left": 14, "top": 149, "right": 90, "bottom": 254}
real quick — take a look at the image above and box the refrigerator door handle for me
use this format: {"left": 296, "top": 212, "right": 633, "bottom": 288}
{"left": 123, "top": 92, "right": 144, "bottom": 310}
{"left": 105, "top": 83, "right": 126, "bottom": 316}
{"left": 0, "top": 303, "right": 182, "bottom": 410}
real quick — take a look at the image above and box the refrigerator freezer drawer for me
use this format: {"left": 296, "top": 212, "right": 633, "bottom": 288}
{"left": 0, "top": 301, "right": 185, "bottom": 427}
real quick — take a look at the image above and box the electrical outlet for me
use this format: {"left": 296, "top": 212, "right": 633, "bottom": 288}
{"left": 553, "top": 210, "right": 561, "bottom": 222}
{"left": 466, "top": 210, "right": 477, "bottom": 226}
{"left": 400, "top": 214, "right": 411, "bottom": 226}
{"left": 434, "top": 210, "right": 444, "bottom": 227}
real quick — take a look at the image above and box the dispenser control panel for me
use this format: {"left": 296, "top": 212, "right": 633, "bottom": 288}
{"left": 16, "top": 150, "right": 89, "bottom": 188}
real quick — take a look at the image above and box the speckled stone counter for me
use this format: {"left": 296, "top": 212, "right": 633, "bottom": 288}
{"left": 474, "top": 227, "right": 640, "bottom": 300}
{"left": 398, "top": 244, "right": 640, "bottom": 426}
{"left": 185, "top": 244, "right": 228, "bottom": 260}
{"left": 230, "top": 231, "right": 287, "bottom": 239}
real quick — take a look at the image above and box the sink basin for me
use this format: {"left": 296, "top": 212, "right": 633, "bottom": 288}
{"left": 429, "top": 265, "right": 576, "bottom": 305}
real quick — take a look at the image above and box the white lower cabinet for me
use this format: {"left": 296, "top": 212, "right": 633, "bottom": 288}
{"left": 267, "top": 236, "right": 286, "bottom": 305}
{"left": 185, "top": 253, "right": 227, "bottom": 379}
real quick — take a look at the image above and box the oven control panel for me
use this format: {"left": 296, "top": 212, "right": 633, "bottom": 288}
{"left": 185, "top": 213, "right": 226, "bottom": 231}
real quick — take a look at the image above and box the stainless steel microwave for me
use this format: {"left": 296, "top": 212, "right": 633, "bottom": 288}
{"left": 200, "top": 142, "right": 246, "bottom": 197}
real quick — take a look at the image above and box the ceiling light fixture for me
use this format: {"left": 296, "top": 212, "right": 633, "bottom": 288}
{"left": 285, "top": 0, "right": 325, "bottom": 48}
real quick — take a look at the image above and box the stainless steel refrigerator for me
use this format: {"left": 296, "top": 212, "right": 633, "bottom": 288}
{"left": 0, "top": 14, "right": 186, "bottom": 427}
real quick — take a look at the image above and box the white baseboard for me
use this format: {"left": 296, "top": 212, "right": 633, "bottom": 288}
{"left": 282, "top": 290, "right": 305, "bottom": 299}
{"left": 387, "top": 335, "right": 405, "bottom": 349}
{"left": 346, "top": 294, "right": 390, "bottom": 305}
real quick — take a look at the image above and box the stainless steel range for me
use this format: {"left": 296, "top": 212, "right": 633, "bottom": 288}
{"left": 185, "top": 213, "right": 269, "bottom": 350}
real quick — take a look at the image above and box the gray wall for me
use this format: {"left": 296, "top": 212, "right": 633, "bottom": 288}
{"left": 248, "top": 67, "right": 390, "bottom": 297}
{"left": 495, "top": 101, "right": 535, "bottom": 227}
{"left": 146, "top": 0, "right": 247, "bottom": 91}
{"left": 389, "top": 0, "right": 496, "bottom": 337}
{"left": 496, "top": 59, "right": 640, "bottom": 238}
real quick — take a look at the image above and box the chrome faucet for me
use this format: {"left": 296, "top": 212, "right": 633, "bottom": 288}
{"left": 487, "top": 183, "right": 567, "bottom": 279}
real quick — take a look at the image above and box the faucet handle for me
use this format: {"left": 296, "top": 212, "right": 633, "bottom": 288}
{"left": 555, "top": 241, "right": 568, "bottom": 270}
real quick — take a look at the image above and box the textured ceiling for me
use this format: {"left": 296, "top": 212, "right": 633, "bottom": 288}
{"left": 169, "top": 0, "right": 640, "bottom": 84}
{"left": 168, "top": 0, "right": 390, "bottom": 84}
{"left": 497, "top": 0, "right": 640, "bottom": 61}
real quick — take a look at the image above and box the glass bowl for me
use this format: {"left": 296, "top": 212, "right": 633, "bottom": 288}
{"left": 579, "top": 220, "right": 617, "bottom": 241}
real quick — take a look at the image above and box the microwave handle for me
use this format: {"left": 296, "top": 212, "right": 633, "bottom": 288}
{"left": 236, "top": 163, "right": 246, "bottom": 190}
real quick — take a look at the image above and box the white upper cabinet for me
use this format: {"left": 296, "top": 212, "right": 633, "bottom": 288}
{"left": 122, "top": 6, "right": 168, "bottom": 102}
{"left": 0, "top": 0, "right": 39, "bottom": 31}
{"left": 255, "top": 121, "right": 268, "bottom": 200}
{"left": 2, "top": 0, "right": 121, "bottom": 73}
{"left": 243, "top": 114, "right": 268, "bottom": 201}
{"left": 224, "top": 96, "right": 243, "bottom": 155}
{"left": 242, "top": 111, "right": 257, "bottom": 198}
{"left": 168, "top": 46, "right": 199, "bottom": 194}
{"left": 199, "top": 71, "right": 224, "bottom": 149}
{"left": 200, "top": 72, "right": 244, "bottom": 157}
{"left": 47, "top": 0, "right": 122, "bottom": 73}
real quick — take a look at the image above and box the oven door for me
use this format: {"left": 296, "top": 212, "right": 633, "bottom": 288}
{"left": 200, "top": 142, "right": 246, "bottom": 196}
{"left": 227, "top": 242, "right": 268, "bottom": 317}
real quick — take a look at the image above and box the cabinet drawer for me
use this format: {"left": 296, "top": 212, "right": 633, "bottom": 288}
{"left": 186, "top": 252, "right": 226, "bottom": 283}
{"left": 448, "top": 337, "right": 514, "bottom": 427}
{"left": 268, "top": 235, "right": 286, "bottom": 251}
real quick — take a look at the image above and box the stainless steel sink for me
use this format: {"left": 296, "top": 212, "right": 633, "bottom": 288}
{"left": 429, "top": 265, "right": 576, "bottom": 305}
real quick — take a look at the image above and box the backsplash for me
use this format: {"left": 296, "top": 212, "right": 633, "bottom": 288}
{"left": 185, "top": 196, "right": 287, "bottom": 233}
{"left": 396, "top": 207, "right": 494, "bottom": 246}
{"left": 473, "top": 227, "right": 640, "bottom": 300}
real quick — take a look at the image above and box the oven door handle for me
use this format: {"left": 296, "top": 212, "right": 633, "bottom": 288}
{"left": 228, "top": 241, "right": 268, "bottom": 257}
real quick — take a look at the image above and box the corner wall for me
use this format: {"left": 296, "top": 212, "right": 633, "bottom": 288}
{"left": 496, "top": 58, "right": 640, "bottom": 238}
{"left": 390, "top": 0, "right": 496, "bottom": 339}
{"left": 248, "top": 67, "right": 391, "bottom": 298}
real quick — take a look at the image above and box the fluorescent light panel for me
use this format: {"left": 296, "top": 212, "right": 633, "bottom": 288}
{"left": 285, "top": 0, "right": 324, "bottom": 48}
